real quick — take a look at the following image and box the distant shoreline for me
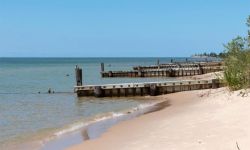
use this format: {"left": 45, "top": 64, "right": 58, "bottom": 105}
{"left": 191, "top": 55, "right": 218, "bottom": 59}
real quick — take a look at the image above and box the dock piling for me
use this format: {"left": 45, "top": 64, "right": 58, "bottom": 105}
{"left": 108, "top": 71, "right": 113, "bottom": 77}
{"left": 198, "top": 63, "right": 203, "bottom": 75}
{"left": 75, "top": 65, "right": 83, "bottom": 86}
{"left": 212, "top": 79, "right": 220, "bottom": 89}
{"left": 138, "top": 67, "right": 143, "bottom": 77}
{"left": 150, "top": 84, "right": 158, "bottom": 96}
{"left": 101, "top": 63, "right": 105, "bottom": 72}
{"left": 94, "top": 86, "right": 103, "bottom": 97}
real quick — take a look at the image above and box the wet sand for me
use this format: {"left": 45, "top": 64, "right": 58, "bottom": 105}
{"left": 41, "top": 99, "right": 170, "bottom": 150}
{"left": 68, "top": 87, "right": 250, "bottom": 150}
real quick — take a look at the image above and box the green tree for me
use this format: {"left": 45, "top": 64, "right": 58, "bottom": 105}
{"left": 223, "top": 21, "right": 250, "bottom": 90}
{"left": 247, "top": 16, "right": 250, "bottom": 47}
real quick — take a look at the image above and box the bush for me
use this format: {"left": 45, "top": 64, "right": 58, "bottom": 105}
{"left": 223, "top": 16, "right": 250, "bottom": 90}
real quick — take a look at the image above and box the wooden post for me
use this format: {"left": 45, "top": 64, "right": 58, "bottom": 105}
{"left": 108, "top": 71, "right": 113, "bottom": 77}
{"left": 150, "top": 84, "right": 158, "bottom": 96}
{"left": 171, "top": 59, "right": 173, "bottom": 63}
{"left": 198, "top": 63, "right": 203, "bottom": 75}
{"left": 101, "top": 63, "right": 105, "bottom": 72}
{"left": 177, "top": 63, "right": 181, "bottom": 76}
{"left": 94, "top": 86, "right": 103, "bottom": 97}
{"left": 138, "top": 67, "right": 143, "bottom": 77}
{"left": 212, "top": 79, "right": 220, "bottom": 89}
{"left": 172, "top": 83, "right": 175, "bottom": 92}
{"left": 170, "top": 69, "right": 175, "bottom": 77}
{"left": 157, "top": 59, "right": 160, "bottom": 65}
{"left": 75, "top": 65, "right": 82, "bottom": 86}
{"left": 101, "top": 72, "right": 104, "bottom": 78}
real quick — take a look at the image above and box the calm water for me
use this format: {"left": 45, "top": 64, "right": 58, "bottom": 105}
{"left": 0, "top": 57, "right": 216, "bottom": 149}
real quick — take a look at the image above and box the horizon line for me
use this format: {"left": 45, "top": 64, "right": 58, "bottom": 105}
{"left": 0, "top": 56, "right": 194, "bottom": 58}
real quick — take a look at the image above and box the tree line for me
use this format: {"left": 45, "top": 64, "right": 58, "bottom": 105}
{"left": 192, "top": 52, "right": 226, "bottom": 58}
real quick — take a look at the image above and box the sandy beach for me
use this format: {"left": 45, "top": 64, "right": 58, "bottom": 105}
{"left": 68, "top": 87, "right": 250, "bottom": 150}
{"left": 2, "top": 1, "right": 250, "bottom": 149}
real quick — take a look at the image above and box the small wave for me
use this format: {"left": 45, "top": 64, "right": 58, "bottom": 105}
{"left": 53, "top": 101, "right": 164, "bottom": 138}
{"left": 53, "top": 112, "right": 126, "bottom": 137}
{"left": 54, "top": 122, "right": 87, "bottom": 137}
{"left": 137, "top": 102, "right": 157, "bottom": 109}
{"left": 41, "top": 100, "right": 169, "bottom": 150}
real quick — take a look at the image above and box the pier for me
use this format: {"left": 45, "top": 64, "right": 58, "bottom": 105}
{"left": 74, "top": 79, "right": 222, "bottom": 97}
{"left": 100, "top": 62, "right": 223, "bottom": 78}
{"left": 75, "top": 65, "right": 222, "bottom": 97}
{"left": 132, "top": 62, "right": 223, "bottom": 71}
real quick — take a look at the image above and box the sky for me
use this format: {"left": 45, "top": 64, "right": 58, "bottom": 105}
{"left": 0, "top": 0, "right": 249, "bottom": 57}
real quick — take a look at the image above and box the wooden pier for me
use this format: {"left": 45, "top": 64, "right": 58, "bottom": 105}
{"left": 101, "top": 65, "right": 223, "bottom": 78}
{"left": 133, "top": 62, "right": 223, "bottom": 71}
{"left": 74, "top": 62, "right": 223, "bottom": 97}
{"left": 74, "top": 79, "right": 222, "bottom": 97}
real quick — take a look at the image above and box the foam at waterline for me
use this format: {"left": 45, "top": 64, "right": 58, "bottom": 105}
{"left": 53, "top": 100, "right": 165, "bottom": 138}
{"left": 137, "top": 102, "right": 159, "bottom": 109}
{"left": 40, "top": 100, "right": 169, "bottom": 150}
{"left": 54, "top": 112, "right": 125, "bottom": 137}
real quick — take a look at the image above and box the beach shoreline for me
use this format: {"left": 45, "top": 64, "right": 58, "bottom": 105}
{"left": 40, "top": 98, "right": 170, "bottom": 150}
{"left": 67, "top": 87, "right": 250, "bottom": 150}
{"left": 40, "top": 71, "right": 224, "bottom": 150}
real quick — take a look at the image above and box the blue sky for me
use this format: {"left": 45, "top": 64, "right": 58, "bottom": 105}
{"left": 0, "top": 0, "right": 249, "bottom": 57}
